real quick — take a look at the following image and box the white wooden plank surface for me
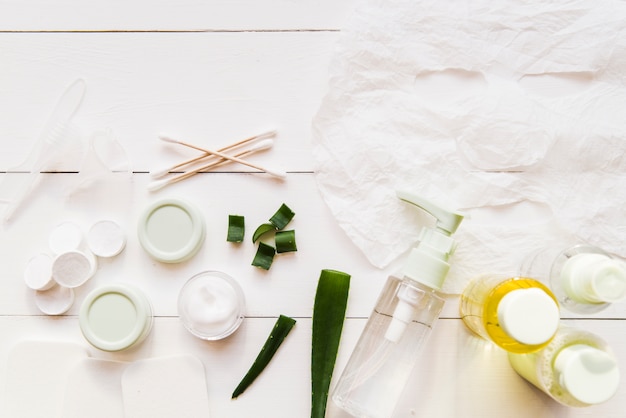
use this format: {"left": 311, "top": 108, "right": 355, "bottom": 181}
{"left": 1, "top": 1, "right": 625, "bottom": 417}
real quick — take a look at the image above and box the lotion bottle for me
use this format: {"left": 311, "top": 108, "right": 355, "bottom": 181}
{"left": 332, "top": 191, "right": 464, "bottom": 418}
{"left": 521, "top": 245, "right": 626, "bottom": 314}
{"left": 508, "top": 325, "right": 620, "bottom": 407}
{"left": 459, "top": 275, "right": 560, "bottom": 353}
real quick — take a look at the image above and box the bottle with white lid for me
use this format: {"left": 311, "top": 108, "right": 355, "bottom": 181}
{"left": 521, "top": 244, "right": 626, "bottom": 314}
{"left": 332, "top": 191, "right": 464, "bottom": 418}
{"left": 508, "top": 325, "right": 620, "bottom": 407}
{"left": 459, "top": 275, "right": 560, "bottom": 353}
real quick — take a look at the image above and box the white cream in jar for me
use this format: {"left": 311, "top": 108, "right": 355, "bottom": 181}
{"left": 178, "top": 271, "right": 245, "bottom": 340}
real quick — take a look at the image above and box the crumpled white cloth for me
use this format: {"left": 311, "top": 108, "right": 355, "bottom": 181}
{"left": 312, "top": 0, "right": 626, "bottom": 293}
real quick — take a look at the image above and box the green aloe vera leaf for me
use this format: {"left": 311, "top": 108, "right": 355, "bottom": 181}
{"left": 252, "top": 223, "right": 276, "bottom": 243}
{"left": 275, "top": 230, "right": 297, "bottom": 253}
{"left": 227, "top": 215, "right": 245, "bottom": 242}
{"left": 269, "top": 203, "right": 295, "bottom": 230}
{"left": 251, "top": 242, "right": 276, "bottom": 270}
{"left": 311, "top": 269, "right": 351, "bottom": 418}
{"left": 232, "top": 315, "right": 297, "bottom": 399}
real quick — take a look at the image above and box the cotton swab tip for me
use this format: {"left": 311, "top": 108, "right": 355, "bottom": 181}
{"left": 248, "top": 139, "right": 275, "bottom": 152}
{"left": 147, "top": 178, "right": 169, "bottom": 192}
{"left": 158, "top": 134, "right": 179, "bottom": 144}
{"left": 265, "top": 168, "right": 288, "bottom": 179}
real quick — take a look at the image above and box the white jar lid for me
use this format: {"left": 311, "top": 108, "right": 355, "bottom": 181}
{"left": 52, "top": 250, "right": 98, "bottom": 288}
{"left": 87, "top": 220, "right": 126, "bottom": 258}
{"left": 24, "top": 253, "right": 54, "bottom": 291}
{"left": 79, "top": 283, "right": 153, "bottom": 351}
{"left": 554, "top": 344, "right": 620, "bottom": 405}
{"left": 35, "top": 284, "right": 75, "bottom": 315}
{"left": 48, "top": 221, "right": 83, "bottom": 254}
{"left": 497, "top": 288, "right": 559, "bottom": 345}
{"left": 178, "top": 271, "right": 246, "bottom": 340}
{"left": 138, "top": 198, "right": 205, "bottom": 263}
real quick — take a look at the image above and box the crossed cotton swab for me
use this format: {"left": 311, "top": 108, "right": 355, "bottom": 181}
{"left": 151, "top": 130, "right": 276, "bottom": 178}
{"left": 148, "top": 139, "right": 276, "bottom": 191}
{"left": 149, "top": 130, "right": 285, "bottom": 191}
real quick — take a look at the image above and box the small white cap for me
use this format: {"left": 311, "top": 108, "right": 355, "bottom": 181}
{"left": 87, "top": 220, "right": 126, "bottom": 258}
{"left": 554, "top": 344, "right": 620, "bottom": 405}
{"left": 48, "top": 221, "right": 83, "bottom": 254}
{"left": 52, "top": 250, "right": 98, "bottom": 288}
{"left": 561, "top": 253, "right": 626, "bottom": 304}
{"left": 35, "top": 284, "right": 75, "bottom": 315}
{"left": 24, "top": 253, "right": 54, "bottom": 290}
{"left": 497, "top": 288, "right": 559, "bottom": 345}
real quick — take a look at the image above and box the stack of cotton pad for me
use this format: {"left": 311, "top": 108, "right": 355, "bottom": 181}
{"left": 23, "top": 219, "right": 127, "bottom": 315}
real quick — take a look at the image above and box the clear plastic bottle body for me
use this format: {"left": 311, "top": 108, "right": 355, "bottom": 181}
{"left": 459, "top": 276, "right": 558, "bottom": 353}
{"left": 508, "top": 326, "right": 618, "bottom": 407}
{"left": 332, "top": 275, "right": 444, "bottom": 418}
{"left": 520, "top": 245, "right": 616, "bottom": 314}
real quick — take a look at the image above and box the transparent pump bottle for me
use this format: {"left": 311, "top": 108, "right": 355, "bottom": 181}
{"left": 332, "top": 191, "right": 464, "bottom": 418}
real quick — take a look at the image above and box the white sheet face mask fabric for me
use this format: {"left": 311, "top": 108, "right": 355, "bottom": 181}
{"left": 312, "top": 0, "right": 626, "bottom": 293}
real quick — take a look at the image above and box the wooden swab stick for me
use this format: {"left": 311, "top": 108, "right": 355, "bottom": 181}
{"left": 158, "top": 134, "right": 286, "bottom": 179}
{"left": 151, "top": 130, "right": 276, "bottom": 178}
{"left": 148, "top": 139, "right": 275, "bottom": 191}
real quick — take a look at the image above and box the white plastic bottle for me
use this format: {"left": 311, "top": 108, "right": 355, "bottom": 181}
{"left": 459, "top": 275, "right": 560, "bottom": 353}
{"left": 332, "top": 191, "right": 464, "bottom": 418}
{"left": 508, "top": 325, "right": 620, "bottom": 407}
{"left": 521, "top": 245, "right": 626, "bottom": 314}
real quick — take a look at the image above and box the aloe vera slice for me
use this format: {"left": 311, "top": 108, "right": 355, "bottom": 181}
{"left": 232, "top": 315, "right": 297, "bottom": 399}
{"left": 251, "top": 242, "right": 276, "bottom": 270}
{"left": 311, "top": 269, "right": 351, "bottom": 418}
{"left": 275, "top": 230, "right": 297, "bottom": 253}
{"left": 252, "top": 223, "right": 276, "bottom": 243}
{"left": 227, "top": 215, "right": 245, "bottom": 242}
{"left": 269, "top": 203, "right": 295, "bottom": 230}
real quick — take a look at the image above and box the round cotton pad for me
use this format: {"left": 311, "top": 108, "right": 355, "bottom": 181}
{"left": 24, "top": 253, "right": 54, "bottom": 290}
{"left": 35, "top": 284, "right": 75, "bottom": 315}
{"left": 52, "top": 250, "right": 97, "bottom": 288}
{"left": 87, "top": 220, "right": 126, "bottom": 258}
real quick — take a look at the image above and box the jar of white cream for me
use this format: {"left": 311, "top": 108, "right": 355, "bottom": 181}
{"left": 178, "top": 271, "right": 246, "bottom": 340}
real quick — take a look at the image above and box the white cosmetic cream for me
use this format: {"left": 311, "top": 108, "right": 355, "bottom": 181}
{"left": 178, "top": 271, "right": 245, "bottom": 340}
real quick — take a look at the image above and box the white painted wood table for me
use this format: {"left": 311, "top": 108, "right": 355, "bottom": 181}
{"left": 0, "top": 1, "right": 624, "bottom": 417}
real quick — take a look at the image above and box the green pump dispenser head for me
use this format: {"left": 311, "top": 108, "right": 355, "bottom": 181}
{"left": 396, "top": 190, "right": 464, "bottom": 290}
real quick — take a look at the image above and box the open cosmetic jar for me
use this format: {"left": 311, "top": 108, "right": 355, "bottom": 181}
{"left": 178, "top": 271, "right": 246, "bottom": 340}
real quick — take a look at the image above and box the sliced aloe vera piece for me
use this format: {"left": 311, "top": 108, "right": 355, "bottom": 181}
{"left": 227, "top": 215, "right": 245, "bottom": 242}
{"left": 311, "top": 269, "right": 351, "bottom": 418}
{"left": 232, "top": 315, "right": 297, "bottom": 399}
{"left": 251, "top": 242, "right": 276, "bottom": 270}
{"left": 275, "top": 230, "right": 297, "bottom": 253}
{"left": 252, "top": 223, "right": 276, "bottom": 243}
{"left": 269, "top": 203, "right": 295, "bottom": 230}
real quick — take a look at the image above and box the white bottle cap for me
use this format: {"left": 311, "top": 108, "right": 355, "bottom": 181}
{"left": 48, "top": 221, "right": 83, "bottom": 254}
{"left": 497, "top": 288, "right": 559, "bottom": 345}
{"left": 561, "top": 253, "right": 626, "bottom": 304}
{"left": 34, "top": 284, "right": 75, "bottom": 315}
{"left": 87, "top": 220, "right": 126, "bottom": 258}
{"left": 554, "top": 344, "right": 620, "bottom": 405}
{"left": 24, "top": 253, "right": 54, "bottom": 290}
{"left": 52, "top": 250, "right": 98, "bottom": 288}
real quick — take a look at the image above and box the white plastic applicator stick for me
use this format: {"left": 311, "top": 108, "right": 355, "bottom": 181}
{"left": 158, "top": 134, "right": 286, "bottom": 179}
{"left": 151, "top": 129, "right": 276, "bottom": 178}
{"left": 148, "top": 139, "right": 276, "bottom": 191}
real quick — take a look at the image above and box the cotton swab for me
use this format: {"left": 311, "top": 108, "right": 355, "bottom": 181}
{"left": 158, "top": 134, "right": 286, "bottom": 179}
{"left": 151, "top": 129, "right": 276, "bottom": 178}
{"left": 148, "top": 139, "right": 276, "bottom": 191}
